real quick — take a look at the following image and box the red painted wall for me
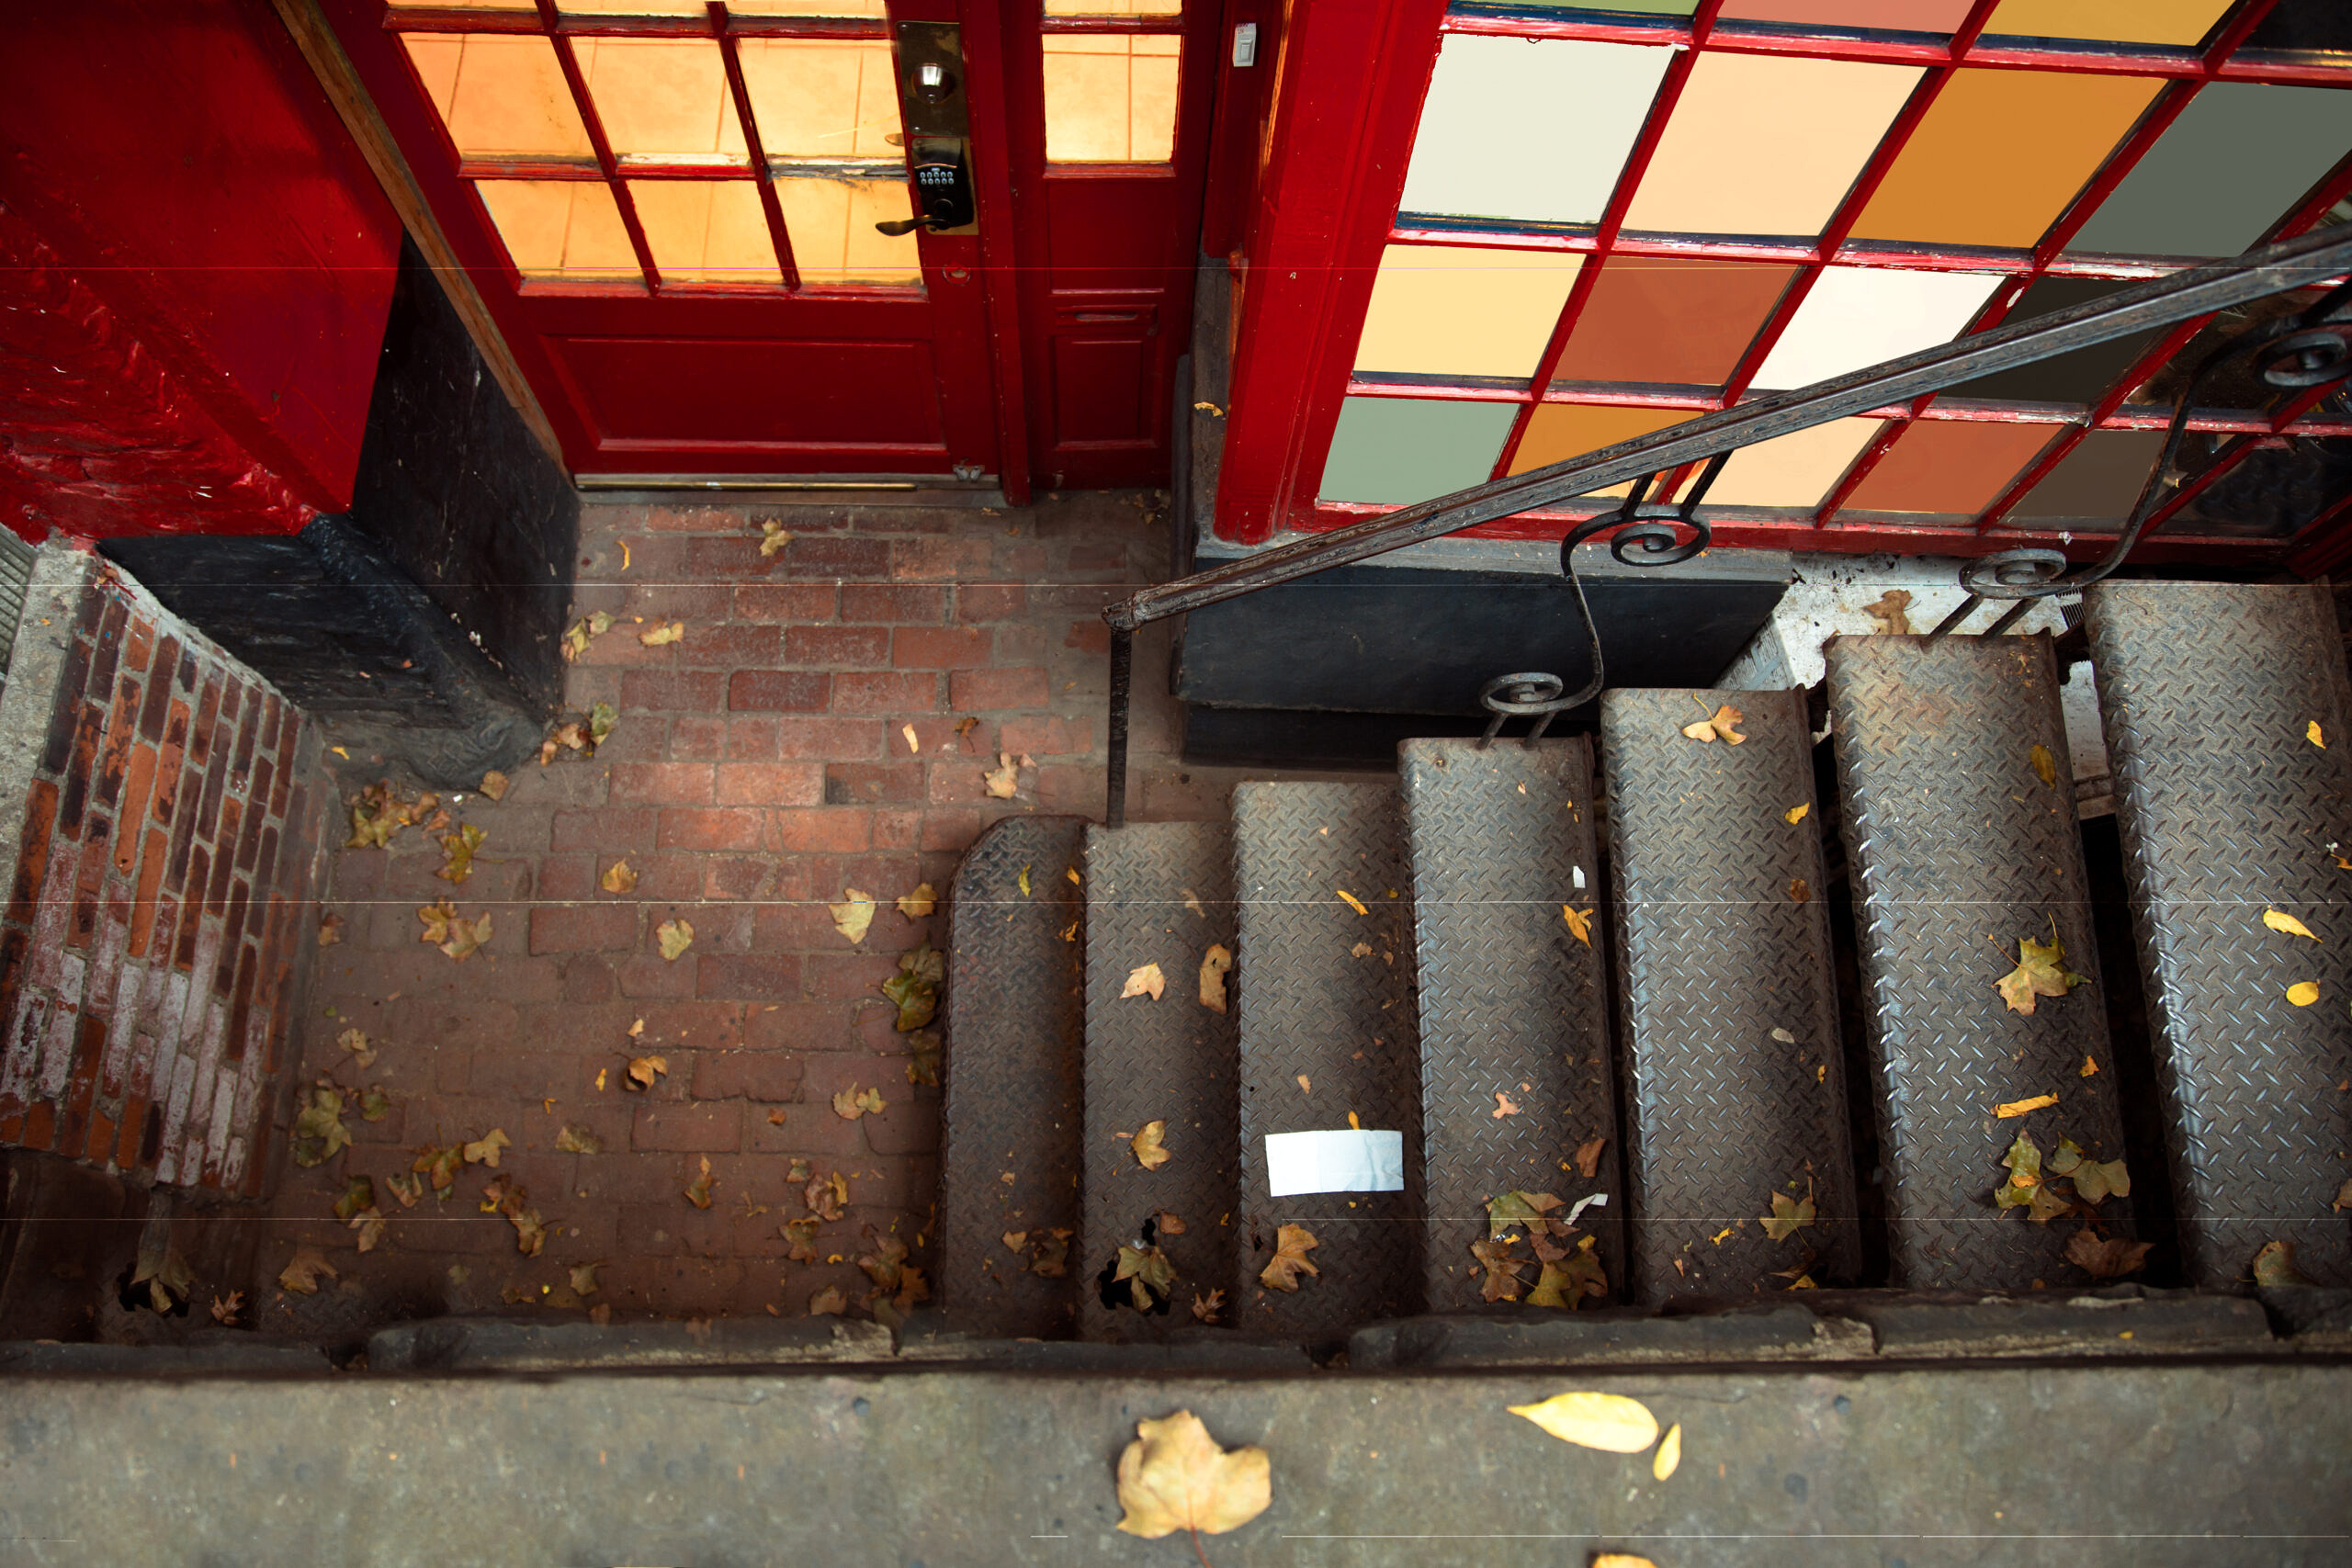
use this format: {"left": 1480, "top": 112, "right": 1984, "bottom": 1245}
{"left": 0, "top": 0, "right": 401, "bottom": 535}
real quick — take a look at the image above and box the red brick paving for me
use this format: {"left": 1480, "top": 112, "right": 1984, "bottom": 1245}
{"left": 258, "top": 491, "right": 1267, "bottom": 1335}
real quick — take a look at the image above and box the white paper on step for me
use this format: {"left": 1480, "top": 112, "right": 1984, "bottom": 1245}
{"left": 1265, "top": 1129, "right": 1405, "bottom": 1196}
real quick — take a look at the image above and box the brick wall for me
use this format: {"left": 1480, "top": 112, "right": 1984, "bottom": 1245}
{"left": 0, "top": 545, "right": 329, "bottom": 1192}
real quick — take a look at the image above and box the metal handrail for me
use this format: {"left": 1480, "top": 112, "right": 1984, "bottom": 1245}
{"left": 1097, "top": 227, "right": 2352, "bottom": 825}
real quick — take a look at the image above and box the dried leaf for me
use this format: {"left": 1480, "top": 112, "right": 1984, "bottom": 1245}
{"left": 413, "top": 1144, "right": 464, "bottom": 1192}
{"left": 2253, "top": 1238, "right": 2314, "bottom": 1287}
{"left": 831, "top": 1084, "right": 887, "bottom": 1121}
{"left": 1994, "top": 1131, "right": 2075, "bottom": 1224}
{"left": 1508, "top": 1391, "right": 1660, "bottom": 1452}
{"left": 1122, "top": 963, "right": 1167, "bottom": 1001}
{"left": 1486, "top": 1190, "right": 1564, "bottom": 1242}
{"left": 357, "top": 1086, "right": 391, "bottom": 1122}
{"left": 982, "top": 751, "right": 1022, "bottom": 798}
{"left": 759, "top": 520, "right": 792, "bottom": 558}
{"left": 1561, "top": 905, "right": 1593, "bottom": 946}
{"left": 625, "top": 1055, "right": 669, "bottom": 1091}
{"left": 349, "top": 1207, "right": 387, "bottom": 1253}
{"left": 1191, "top": 1288, "right": 1226, "bottom": 1324}
{"left": 2264, "top": 908, "right": 2320, "bottom": 941}
{"left": 277, "top": 1247, "right": 337, "bottom": 1295}
{"left": 883, "top": 944, "right": 943, "bottom": 1032}
{"left": 478, "top": 770, "right": 510, "bottom": 802}
{"left": 1259, "top": 1223, "right": 1319, "bottom": 1291}
{"left": 905, "top": 1028, "right": 942, "bottom": 1087}
{"left": 334, "top": 1176, "right": 378, "bottom": 1221}
{"left": 783, "top": 1220, "right": 820, "bottom": 1263}
{"left": 1574, "top": 1136, "right": 1607, "bottom": 1179}
{"left": 1471, "top": 1235, "right": 1527, "bottom": 1302}
{"left": 639, "top": 619, "right": 684, "bottom": 647}
{"left": 289, "top": 1085, "right": 352, "bottom": 1168}
{"left": 1336, "top": 888, "right": 1369, "bottom": 915}
{"left": 2065, "top": 1227, "right": 2152, "bottom": 1280}
{"left": 2310, "top": 720, "right": 2327, "bottom": 749}
{"left": 555, "top": 1123, "right": 602, "bottom": 1155}
{"left": 1789, "top": 878, "right": 1811, "bottom": 904}
{"left": 416, "top": 898, "right": 490, "bottom": 960}
{"left": 587, "top": 701, "right": 617, "bottom": 746}
{"left": 601, "top": 859, "right": 638, "bottom": 895}
{"left": 1030, "top": 1228, "right": 1072, "bottom": 1278}
{"left": 1199, "top": 943, "right": 1233, "bottom": 1013}
{"left": 1760, "top": 1190, "right": 1816, "bottom": 1242}
{"left": 1132, "top": 1119, "right": 1171, "bottom": 1169}
{"left": 897, "top": 883, "right": 936, "bottom": 919}
{"left": 684, "top": 1156, "right": 717, "bottom": 1209}
{"left": 1525, "top": 1237, "right": 1608, "bottom": 1308}
{"left": 808, "top": 1285, "right": 848, "bottom": 1316}
{"left": 830, "top": 890, "right": 876, "bottom": 943}
{"left": 1154, "top": 1210, "right": 1187, "bottom": 1236}
{"left": 317, "top": 913, "right": 344, "bottom": 947}
{"left": 1493, "top": 1090, "right": 1521, "bottom": 1118}
{"left": 1113, "top": 1243, "right": 1180, "bottom": 1313}
{"left": 1113, "top": 1410, "right": 1272, "bottom": 1541}
{"left": 462, "top": 1128, "right": 511, "bottom": 1168}
{"left": 569, "top": 1261, "right": 603, "bottom": 1299}
{"left": 1018, "top": 864, "right": 1032, "bottom": 897}
{"left": 1652, "top": 1423, "right": 1682, "bottom": 1482}
{"left": 1996, "top": 1092, "right": 2058, "bottom": 1119}
{"left": 1995, "top": 930, "right": 2087, "bottom": 1015}
{"left": 2025, "top": 743, "right": 2059, "bottom": 791}
{"left": 436, "top": 822, "right": 487, "bottom": 884}
{"left": 337, "top": 1027, "right": 376, "bottom": 1068}
{"left": 2288, "top": 980, "right": 2321, "bottom": 1007}
{"left": 805, "top": 1169, "right": 850, "bottom": 1223}
{"left": 2080, "top": 1055, "right": 2100, "bottom": 1078}
{"left": 1784, "top": 803, "right": 1809, "bottom": 825}
{"left": 209, "top": 1290, "right": 244, "bottom": 1325}
{"left": 1863, "top": 588, "right": 1914, "bottom": 635}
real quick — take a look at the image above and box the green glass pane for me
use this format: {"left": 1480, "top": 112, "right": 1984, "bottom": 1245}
{"left": 2068, "top": 83, "right": 2352, "bottom": 259}
{"left": 1318, "top": 397, "right": 1521, "bottom": 505}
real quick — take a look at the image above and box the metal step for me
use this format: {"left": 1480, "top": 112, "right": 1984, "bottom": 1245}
{"left": 1826, "top": 634, "right": 2138, "bottom": 1289}
{"left": 938, "top": 815, "right": 1088, "bottom": 1337}
{"left": 1230, "top": 782, "right": 1424, "bottom": 1338}
{"left": 1600, "top": 689, "right": 1860, "bottom": 1303}
{"left": 2085, "top": 581, "right": 2352, "bottom": 1287}
{"left": 1077, "top": 820, "right": 1241, "bottom": 1340}
{"left": 1399, "top": 736, "right": 1619, "bottom": 1311}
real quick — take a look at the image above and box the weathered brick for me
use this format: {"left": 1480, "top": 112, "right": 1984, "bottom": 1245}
{"left": 1063, "top": 618, "right": 1114, "bottom": 656}
{"left": 673, "top": 623, "right": 782, "bottom": 669}
{"left": 713, "top": 763, "right": 824, "bottom": 807}
{"left": 691, "top": 1050, "right": 805, "bottom": 1101}
{"left": 622, "top": 670, "right": 727, "bottom": 711}
{"left": 839, "top": 584, "right": 945, "bottom": 624}
{"left": 784, "top": 625, "right": 890, "bottom": 666}
{"left": 10, "top": 778, "right": 57, "bottom": 925}
{"left": 780, "top": 536, "right": 889, "bottom": 578}
{"left": 668, "top": 716, "right": 728, "bottom": 761}
{"left": 774, "top": 716, "right": 885, "bottom": 760}
{"left": 956, "top": 584, "right": 1024, "bottom": 622}
{"left": 949, "top": 667, "right": 1050, "bottom": 710}
{"left": 729, "top": 670, "right": 831, "bottom": 712}
{"left": 553, "top": 806, "right": 660, "bottom": 852}
{"left": 831, "top": 671, "right": 936, "bottom": 714}
{"left": 529, "top": 904, "right": 641, "bottom": 954}
{"left": 632, "top": 1100, "right": 743, "bottom": 1156}
{"left": 732, "top": 582, "right": 837, "bottom": 622}
{"left": 769, "top": 808, "right": 870, "bottom": 852}
{"left": 609, "top": 762, "right": 716, "bottom": 806}
{"left": 694, "top": 952, "right": 802, "bottom": 1001}
{"left": 823, "top": 761, "right": 923, "bottom": 806}
{"left": 891, "top": 626, "right": 990, "bottom": 669}
{"left": 656, "top": 808, "right": 766, "bottom": 852}
{"left": 998, "top": 716, "right": 1092, "bottom": 756}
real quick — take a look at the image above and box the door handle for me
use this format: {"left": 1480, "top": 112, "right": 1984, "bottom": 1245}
{"left": 875, "top": 214, "right": 955, "bottom": 237}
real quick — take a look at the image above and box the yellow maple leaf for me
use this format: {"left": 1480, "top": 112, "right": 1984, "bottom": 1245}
{"left": 1131, "top": 1119, "right": 1171, "bottom": 1169}
{"left": 830, "top": 890, "right": 876, "bottom": 943}
{"left": 656, "top": 918, "right": 694, "bottom": 961}
{"left": 1113, "top": 1410, "right": 1272, "bottom": 1541}
{"left": 1259, "top": 1224, "right": 1319, "bottom": 1291}
{"left": 601, "top": 859, "right": 638, "bottom": 894}
{"left": 1680, "top": 704, "right": 1746, "bottom": 744}
{"left": 639, "top": 619, "right": 684, "bottom": 647}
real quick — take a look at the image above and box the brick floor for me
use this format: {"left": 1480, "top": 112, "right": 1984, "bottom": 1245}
{"left": 258, "top": 491, "right": 1272, "bottom": 1335}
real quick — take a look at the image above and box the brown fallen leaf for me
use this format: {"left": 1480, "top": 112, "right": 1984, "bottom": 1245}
{"left": 759, "top": 520, "right": 791, "bottom": 558}
{"left": 1002, "top": 1230, "right": 1029, "bottom": 1255}
{"left": 897, "top": 884, "right": 936, "bottom": 919}
{"left": 656, "top": 918, "right": 694, "bottom": 962}
{"left": 317, "top": 913, "right": 344, "bottom": 947}
{"left": 278, "top": 1247, "right": 338, "bottom": 1295}
{"left": 1789, "top": 878, "right": 1810, "bottom": 904}
{"left": 1260, "top": 1224, "right": 1319, "bottom": 1291}
{"left": 1993, "top": 1130, "right": 2074, "bottom": 1224}
{"left": 1114, "top": 1410, "right": 1272, "bottom": 1546}
{"left": 413, "top": 1144, "right": 464, "bottom": 1192}
{"left": 1996, "top": 1092, "right": 2058, "bottom": 1119}
{"left": 1561, "top": 905, "right": 1593, "bottom": 946}
{"left": 1508, "top": 1391, "right": 1660, "bottom": 1452}
{"left": 2048, "top": 1137, "right": 2129, "bottom": 1203}
{"left": 479, "top": 770, "right": 510, "bottom": 801}
{"left": 1122, "top": 963, "right": 1167, "bottom": 1001}
{"left": 416, "top": 898, "right": 491, "bottom": 961}
{"left": 1524, "top": 1235, "right": 1607, "bottom": 1309}
{"left": 805, "top": 1169, "right": 850, "bottom": 1223}
{"left": 982, "top": 750, "right": 1022, "bottom": 798}
{"left": 1132, "top": 1119, "right": 1171, "bottom": 1169}
{"left": 2333, "top": 1176, "right": 2352, "bottom": 1213}
{"left": 209, "top": 1290, "right": 244, "bottom": 1325}
{"left": 2065, "top": 1226, "right": 2152, "bottom": 1280}
{"left": 436, "top": 823, "right": 487, "bottom": 885}
{"left": 783, "top": 1220, "right": 820, "bottom": 1263}
{"left": 831, "top": 1084, "right": 887, "bottom": 1121}
{"left": 1113, "top": 1243, "right": 1179, "bottom": 1313}
{"left": 1760, "top": 1190, "right": 1815, "bottom": 1241}
{"left": 601, "top": 859, "right": 638, "bottom": 895}
{"left": 684, "top": 1156, "right": 717, "bottom": 1209}
{"left": 570, "top": 1262, "right": 603, "bottom": 1299}
{"left": 1030, "top": 1228, "right": 1073, "bottom": 1278}
{"left": 1995, "top": 928, "right": 2087, "bottom": 1016}
{"left": 348, "top": 1207, "right": 387, "bottom": 1253}
{"left": 883, "top": 943, "right": 943, "bottom": 1032}
{"left": 462, "top": 1128, "right": 511, "bottom": 1168}
{"left": 1863, "top": 588, "right": 1914, "bottom": 636}
{"left": 1493, "top": 1090, "right": 1521, "bottom": 1119}
{"left": 1574, "top": 1136, "right": 1607, "bottom": 1179}
{"left": 2253, "top": 1238, "right": 2314, "bottom": 1286}
{"left": 830, "top": 890, "right": 876, "bottom": 943}
{"left": 1472, "top": 1235, "right": 1526, "bottom": 1302}
{"left": 1199, "top": 944, "right": 1234, "bottom": 1013}
{"left": 808, "top": 1285, "right": 848, "bottom": 1316}
{"left": 639, "top": 618, "right": 684, "bottom": 647}
{"left": 2029, "top": 742, "right": 2058, "bottom": 790}
{"left": 1191, "top": 1288, "right": 1225, "bottom": 1324}
{"left": 338, "top": 1027, "right": 376, "bottom": 1068}
{"left": 625, "top": 1055, "right": 669, "bottom": 1091}
{"left": 1681, "top": 703, "right": 1747, "bottom": 744}
{"left": 555, "top": 1123, "right": 603, "bottom": 1155}
{"left": 289, "top": 1084, "right": 352, "bottom": 1168}
{"left": 2266, "top": 908, "right": 2320, "bottom": 941}
{"left": 2080, "top": 1055, "right": 2100, "bottom": 1078}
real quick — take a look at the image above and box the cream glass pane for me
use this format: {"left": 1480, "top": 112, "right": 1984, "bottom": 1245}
{"left": 1353, "top": 245, "right": 1583, "bottom": 380}
{"left": 629, "top": 181, "right": 783, "bottom": 284}
{"left": 1748, "top": 266, "right": 2003, "bottom": 389}
{"left": 1044, "top": 35, "right": 1180, "bottom": 163}
{"left": 1623, "top": 52, "right": 1922, "bottom": 237}
{"left": 388, "top": 0, "right": 533, "bottom": 9}
{"left": 741, "top": 39, "right": 905, "bottom": 160}
{"left": 407, "top": 34, "right": 591, "bottom": 160}
{"left": 476, "top": 180, "right": 639, "bottom": 279}
{"left": 1705, "top": 418, "right": 1882, "bottom": 507}
{"left": 776, "top": 176, "right": 923, "bottom": 286}
{"left": 1046, "top": 0, "right": 1182, "bottom": 14}
{"left": 1399, "top": 36, "right": 1673, "bottom": 226}
{"left": 560, "top": 1, "right": 889, "bottom": 11}
{"left": 576, "top": 38, "right": 746, "bottom": 164}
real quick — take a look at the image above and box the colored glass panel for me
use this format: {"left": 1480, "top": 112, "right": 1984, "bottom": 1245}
{"left": 1983, "top": 0, "right": 2235, "bottom": 46}
{"left": 1507, "top": 0, "right": 1698, "bottom": 13}
{"left": 741, "top": 39, "right": 905, "bottom": 161}
{"left": 576, "top": 39, "right": 746, "bottom": 164}
{"left": 1508, "top": 403, "right": 1692, "bottom": 491}
{"left": 1046, "top": 0, "right": 1182, "bottom": 14}
{"left": 1043, "top": 34, "right": 1181, "bottom": 163}
{"left": 1750, "top": 265, "right": 2004, "bottom": 390}
{"left": 2006, "top": 429, "right": 2167, "bottom": 525}
{"left": 556, "top": 1, "right": 888, "bottom": 12}
{"left": 1551, "top": 256, "right": 1799, "bottom": 388}
{"left": 405, "top": 33, "right": 592, "bottom": 161}
{"left": 1717, "top": 0, "right": 1974, "bottom": 26}
{"left": 2069, "top": 84, "right": 2352, "bottom": 258}
{"left": 1623, "top": 52, "right": 1922, "bottom": 238}
{"left": 1945, "top": 277, "right": 2162, "bottom": 405}
{"left": 1319, "top": 397, "right": 1520, "bottom": 504}
{"left": 1399, "top": 36, "right": 1674, "bottom": 226}
{"left": 475, "top": 179, "right": 639, "bottom": 279}
{"left": 1850, "top": 69, "right": 2163, "bottom": 250}
{"left": 775, "top": 175, "right": 924, "bottom": 285}
{"left": 1841, "top": 420, "right": 2060, "bottom": 514}
{"left": 1354, "top": 246, "right": 1585, "bottom": 380}
{"left": 628, "top": 180, "right": 782, "bottom": 285}
{"left": 1703, "top": 417, "right": 1882, "bottom": 507}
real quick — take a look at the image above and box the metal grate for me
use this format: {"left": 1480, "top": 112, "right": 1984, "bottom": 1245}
{"left": 0, "top": 530, "right": 34, "bottom": 694}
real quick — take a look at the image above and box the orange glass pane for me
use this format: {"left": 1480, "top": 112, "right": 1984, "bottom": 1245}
{"left": 628, "top": 180, "right": 783, "bottom": 284}
{"left": 559, "top": 1, "right": 888, "bottom": 13}
{"left": 574, "top": 38, "right": 746, "bottom": 164}
{"left": 1840, "top": 420, "right": 2061, "bottom": 515}
{"left": 475, "top": 179, "right": 639, "bottom": 280}
{"left": 387, "top": 0, "right": 532, "bottom": 9}
{"left": 1552, "top": 256, "right": 1800, "bottom": 389}
{"left": 1043, "top": 34, "right": 1180, "bottom": 163}
{"left": 740, "top": 38, "right": 905, "bottom": 160}
{"left": 775, "top": 175, "right": 923, "bottom": 286}
{"left": 1507, "top": 404, "right": 1691, "bottom": 494}
{"left": 404, "top": 34, "right": 591, "bottom": 160}
{"left": 1717, "top": 0, "right": 1973, "bottom": 24}
{"left": 1046, "top": 0, "right": 1181, "bottom": 12}
{"left": 1353, "top": 245, "right": 1583, "bottom": 380}
{"left": 1984, "top": 0, "right": 2235, "bottom": 46}
{"left": 1849, "top": 69, "right": 2163, "bottom": 249}
{"left": 1705, "top": 418, "right": 1882, "bottom": 507}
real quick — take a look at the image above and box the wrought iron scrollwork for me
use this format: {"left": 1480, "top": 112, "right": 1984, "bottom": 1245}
{"left": 1933, "top": 278, "right": 2352, "bottom": 637}
{"left": 1476, "top": 452, "right": 1728, "bottom": 747}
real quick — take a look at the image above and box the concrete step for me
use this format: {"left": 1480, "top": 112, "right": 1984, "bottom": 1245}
{"left": 1397, "top": 736, "right": 1619, "bottom": 1312}
{"left": 1600, "top": 688, "right": 1860, "bottom": 1303}
{"left": 1076, "top": 820, "right": 1240, "bottom": 1340}
{"left": 2086, "top": 580, "right": 2352, "bottom": 1287}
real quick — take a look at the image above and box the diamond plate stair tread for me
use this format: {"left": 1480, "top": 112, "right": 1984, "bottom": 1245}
{"left": 1078, "top": 820, "right": 1241, "bottom": 1341}
{"left": 1601, "top": 690, "right": 1861, "bottom": 1303}
{"left": 1400, "top": 737, "right": 1619, "bottom": 1313}
{"left": 1826, "top": 636, "right": 2134, "bottom": 1289}
{"left": 938, "top": 816, "right": 1088, "bottom": 1337}
{"left": 2086, "top": 581, "right": 2352, "bottom": 1287}
{"left": 1232, "top": 782, "right": 1424, "bottom": 1338}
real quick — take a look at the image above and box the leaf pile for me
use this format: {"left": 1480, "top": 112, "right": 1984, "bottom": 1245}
{"left": 560, "top": 610, "right": 614, "bottom": 662}
{"left": 345, "top": 781, "right": 441, "bottom": 850}
{"left": 436, "top": 823, "right": 487, "bottom": 885}
{"left": 289, "top": 1084, "right": 353, "bottom": 1168}
{"left": 857, "top": 1226, "right": 930, "bottom": 1327}
{"left": 480, "top": 1174, "right": 548, "bottom": 1256}
{"left": 1994, "top": 1129, "right": 2142, "bottom": 1275}
{"left": 417, "top": 898, "right": 491, "bottom": 961}
{"left": 1476, "top": 1190, "right": 1606, "bottom": 1308}
{"left": 537, "top": 702, "right": 618, "bottom": 765}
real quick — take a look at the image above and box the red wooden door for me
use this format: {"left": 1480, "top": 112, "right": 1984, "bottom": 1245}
{"left": 326, "top": 0, "right": 1012, "bottom": 486}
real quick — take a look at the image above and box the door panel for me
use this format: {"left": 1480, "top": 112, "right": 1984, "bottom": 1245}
{"left": 548, "top": 336, "right": 944, "bottom": 446}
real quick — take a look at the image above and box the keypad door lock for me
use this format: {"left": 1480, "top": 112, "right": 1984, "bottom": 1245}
{"left": 876, "top": 141, "right": 975, "bottom": 235}
{"left": 879, "top": 22, "right": 978, "bottom": 239}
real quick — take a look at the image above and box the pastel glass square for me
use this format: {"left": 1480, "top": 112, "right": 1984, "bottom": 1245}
{"left": 1552, "top": 257, "right": 1799, "bottom": 388}
{"left": 405, "top": 34, "right": 591, "bottom": 160}
{"left": 1046, "top": 0, "right": 1182, "bottom": 13}
{"left": 775, "top": 175, "right": 923, "bottom": 286}
{"left": 475, "top": 179, "right": 639, "bottom": 279}
{"left": 628, "top": 180, "right": 782, "bottom": 285}
{"left": 1702, "top": 417, "right": 1881, "bottom": 507}
{"left": 1507, "top": 403, "right": 1691, "bottom": 493}
{"left": 1319, "top": 397, "right": 1520, "bottom": 505}
{"left": 558, "top": 0, "right": 888, "bottom": 11}
{"left": 1717, "top": 0, "right": 1973, "bottom": 25}
{"left": 1850, "top": 69, "right": 2163, "bottom": 249}
{"left": 574, "top": 39, "right": 746, "bottom": 164}
{"left": 1749, "top": 265, "right": 2003, "bottom": 390}
{"left": 2007, "top": 429, "right": 2166, "bottom": 525}
{"left": 741, "top": 39, "right": 905, "bottom": 161}
{"left": 1044, "top": 34, "right": 1181, "bottom": 163}
{"left": 1841, "top": 420, "right": 2060, "bottom": 515}
{"left": 1623, "top": 52, "right": 1921, "bottom": 238}
{"left": 1984, "top": 0, "right": 2235, "bottom": 46}
{"left": 1353, "top": 246, "right": 1584, "bottom": 380}
{"left": 1399, "top": 36, "right": 1673, "bottom": 227}
{"left": 2068, "top": 83, "right": 2352, "bottom": 258}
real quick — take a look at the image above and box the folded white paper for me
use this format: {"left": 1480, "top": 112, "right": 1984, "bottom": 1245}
{"left": 1265, "top": 1129, "right": 1405, "bottom": 1197}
